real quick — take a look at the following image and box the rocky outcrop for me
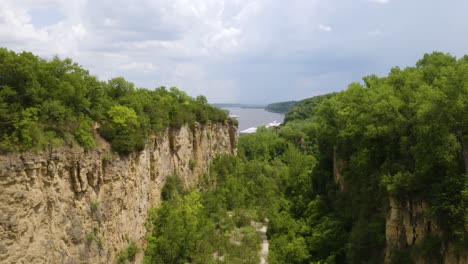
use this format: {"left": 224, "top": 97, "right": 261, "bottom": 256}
{"left": 332, "top": 147, "right": 347, "bottom": 192}
{"left": 385, "top": 198, "right": 467, "bottom": 264}
{"left": 331, "top": 150, "right": 467, "bottom": 264}
{"left": 0, "top": 122, "right": 237, "bottom": 264}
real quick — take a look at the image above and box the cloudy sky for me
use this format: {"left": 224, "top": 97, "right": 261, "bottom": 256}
{"left": 1, "top": 0, "right": 468, "bottom": 103}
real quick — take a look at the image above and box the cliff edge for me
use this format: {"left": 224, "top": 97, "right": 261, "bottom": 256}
{"left": 0, "top": 122, "right": 237, "bottom": 264}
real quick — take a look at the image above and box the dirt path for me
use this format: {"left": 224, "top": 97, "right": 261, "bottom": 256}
{"left": 252, "top": 220, "right": 269, "bottom": 264}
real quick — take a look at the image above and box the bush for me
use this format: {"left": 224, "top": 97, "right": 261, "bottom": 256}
{"left": 189, "top": 159, "right": 197, "bottom": 170}
{"left": 0, "top": 48, "right": 228, "bottom": 154}
{"left": 116, "top": 241, "right": 138, "bottom": 264}
{"left": 391, "top": 249, "right": 414, "bottom": 264}
{"left": 161, "top": 175, "right": 184, "bottom": 201}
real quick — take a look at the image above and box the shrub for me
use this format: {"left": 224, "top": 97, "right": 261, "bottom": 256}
{"left": 90, "top": 201, "right": 99, "bottom": 212}
{"left": 116, "top": 241, "right": 138, "bottom": 264}
{"left": 161, "top": 175, "right": 184, "bottom": 201}
{"left": 86, "top": 233, "right": 95, "bottom": 244}
{"left": 189, "top": 159, "right": 197, "bottom": 170}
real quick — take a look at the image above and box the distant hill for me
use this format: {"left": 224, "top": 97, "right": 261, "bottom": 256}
{"left": 284, "top": 93, "right": 337, "bottom": 123}
{"left": 264, "top": 101, "right": 297, "bottom": 113}
{"left": 212, "top": 103, "right": 265, "bottom": 109}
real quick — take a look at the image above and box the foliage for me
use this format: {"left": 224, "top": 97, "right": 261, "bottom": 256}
{"left": 265, "top": 100, "right": 297, "bottom": 113}
{"left": 86, "top": 227, "right": 104, "bottom": 250}
{"left": 161, "top": 175, "right": 185, "bottom": 201}
{"left": 391, "top": 249, "right": 414, "bottom": 264}
{"left": 144, "top": 188, "right": 261, "bottom": 264}
{"left": 144, "top": 52, "right": 468, "bottom": 263}
{"left": 116, "top": 241, "right": 138, "bottom": 264}
{"left": 13, "top": 47, "right": 460, "bottom": 262}
{"left": 304, "top": 52, "right": 467, "bottom": 262}
{"left": 189, "top": 159, "right": 197, "bottom": 170}
{"left": 284, "top": 93, "right": 336, "bottom": 123}
{"left": 90, "top": 201, "right": 99, "bottom": 212}
{"left": 86, "top": 233, "right": 95, "bottom": 244}
{"left": 0, "top": 48, "right": 229, "bottom": 154}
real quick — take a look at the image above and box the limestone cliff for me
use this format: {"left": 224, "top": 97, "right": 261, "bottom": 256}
{"left": 332, "top": 152, "right": 467, "bottom": 264}
{"left": 385, "top": 198, "right": 467, "bottom": 264}
{"left": 0, "top": 122, "right": 237, "bottom": 264}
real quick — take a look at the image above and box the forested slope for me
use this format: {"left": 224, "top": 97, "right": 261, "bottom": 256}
{"left": 283, "top": 92, "right": 336, "bottom": 123}
{"left": 293, "top": 52, "right": 467, "bottom": 263}
{"left": 281, "top": 52, "right": 467, "bottom": 263}
{"left": 145, "top": 52, "right": 467, "bottom": 263}
{"left": 265, "top": 101, "right": 297, "bottom": 113}
{"left": 264, "top": 93, "right": 336, "bottom": 115}
{"left": 2, "top": 48, "right": 465, "bottom": 263}
{"left": 0, "top": 48, "right": 231, "bottom": 154}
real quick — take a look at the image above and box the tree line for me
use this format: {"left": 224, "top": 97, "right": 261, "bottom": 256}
{"left": 144, "top": 52, "right": 467, "bottom": 263}
{"left": 0, "top": 48, "right": 231, "bottom": 154}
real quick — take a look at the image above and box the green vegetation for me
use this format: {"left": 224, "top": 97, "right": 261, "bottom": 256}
{"left": 145, "top": 52, "right": 467, "bottom": 263}
{"left": 3, "top": 48, "right": 465, "bottom": 263}
{"left": 265, "top": 93, "right": 336, "bottom": 117}
{"left": 283, "top": 92, "right": 336, "bottom": 123}
{"left": 144, "top": 176, "right": 261, "bottom": 264}
{"left": 86, "top": 233, "right": 95, "bottom": 244}
{"left": 0, "top": 48, "right": 230, "bottom": 154}
{"left": 116, "top": 241, "right": 138, "bottom": 264}
{"left": 189, "top": 159, "right": 197, "bottom": 170}
{"left": 87, "top": 227, "right": 104, "bottom": 249}
{"left": 90, "top": 201, "right": 99, "bottom": 212}
{"left": 265, "top": 101, "right": 297, "bottom": 113}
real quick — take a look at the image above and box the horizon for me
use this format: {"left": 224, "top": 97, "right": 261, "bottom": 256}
{"left": 1, "top": 0, "right": 468, "bottom": 103}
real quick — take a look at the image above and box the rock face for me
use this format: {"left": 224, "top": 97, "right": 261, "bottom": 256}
{"left": 332, "top": 151, "right": 467, "bottom": 264}
{"left": 332, "top": 148, "right": 347, "bottom": 192}
{"left": 385, "top": 198, "right": 467, "bottom": 264}
{"left": 0, "top": 122, "right": 237, "bottom": 264}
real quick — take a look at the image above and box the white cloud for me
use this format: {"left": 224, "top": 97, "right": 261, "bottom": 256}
{"left": 170, "top": 63, "right": 241, "bottom": 101}
{"left": 206, "top": 27, "right": 242, "bottom": 52}
{"left": 368, "top": 29, "right": 382, "bottom": 36}
{"left": 0, "top": 0, "right": 89, "bottom": 57}
{"left": 318, "top": 24, "right": 332, "bottom": 32}
{"left": 367, "top": 0, "right": 389, "bottom": 4}
{"left": 120, "top": 62, "right": 156, "bottom": 74}
{"left": 1, "top": 0, "right": 467, "bottom": 103}
{"left": 234, "top": 1, "right": 260, "bottom": 21}
{"left": 103, "top": 18, "right": 117, "bottom": 27}
{"left": 0, "top": 2, "right": 49, "bottom": 43}
{"left": 40, "top": 22, "right": 88, "bottom": 56}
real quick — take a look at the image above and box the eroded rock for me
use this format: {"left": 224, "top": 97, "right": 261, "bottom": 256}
{"left": 0, "top": 122, "right": 237, "bottom": 264}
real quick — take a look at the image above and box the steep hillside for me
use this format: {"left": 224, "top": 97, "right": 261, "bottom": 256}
{"left": 282, "top": 52, "right": 467, "bottom": 263}
{"left": 0, "top": 123, "right": 237, "bottom": 263}
{"left": 0, "top": 48, "right": 238, "bottom": 263}
{"left": 283, "top": 92, "right": 336, "bottom": 123}
{"left": 0, "top": 48, "right": 231, "bottom": 154}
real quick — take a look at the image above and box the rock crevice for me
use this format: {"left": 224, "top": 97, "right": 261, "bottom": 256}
{"left": 0, "top": 122, "right": 237, "bottom": 264}
{"left": 385, "top": 198, "right": 467, "bottom": 264}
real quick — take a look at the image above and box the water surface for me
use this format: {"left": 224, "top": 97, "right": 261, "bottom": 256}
{"left": 223, "top": 107, "right": 284, "bottom": 132}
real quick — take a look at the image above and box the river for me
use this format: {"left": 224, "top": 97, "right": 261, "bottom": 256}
{"left": 222, "top": 107, "right": 284, "bottom": 132}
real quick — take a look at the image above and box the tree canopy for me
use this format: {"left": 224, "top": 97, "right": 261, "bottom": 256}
{"left": 144, "top": 52, "right": 467, "bottom": 264}
{"left": 0, "top": 48, "right": 231, "bottom": 154}
{"left": 265, "top": 101, "right": 297, "bottom": 113}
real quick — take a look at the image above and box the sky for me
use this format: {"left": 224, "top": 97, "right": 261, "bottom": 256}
{"left": 1, "top": 0, "right": 468, "bottom": 104}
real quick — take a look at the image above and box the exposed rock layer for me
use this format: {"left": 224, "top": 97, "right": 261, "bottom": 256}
{"left": 385, "top": 198, "right": 467, "bottom": 264}
{"left": 332, "top": 153, "right": 467, "bottom": 264}
{"left": 0, "top": 122, "right": 237, "bottom": 264}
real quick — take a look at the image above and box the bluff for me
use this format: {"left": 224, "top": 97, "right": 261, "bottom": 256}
{"left": 0, "top": 122, "right": 237, "bottom": 264}
{"left": 385, "top": 198, "right": 468, "bottom": 264}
